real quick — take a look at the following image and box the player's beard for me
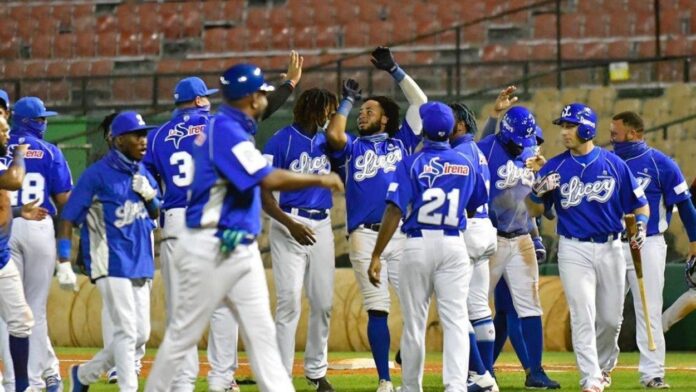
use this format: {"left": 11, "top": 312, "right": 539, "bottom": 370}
{"left": 358, "top": 121, "right": 381, "bottom": 136}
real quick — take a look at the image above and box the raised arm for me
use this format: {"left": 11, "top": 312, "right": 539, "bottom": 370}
{"left": 263, "top": 50, "right": 303, "bottom": 120}
{"left": 479, "top": 85, "right": 519, "bottom": 139}
{"left": 325, "top": 79, "right": 361, "bottom": 151}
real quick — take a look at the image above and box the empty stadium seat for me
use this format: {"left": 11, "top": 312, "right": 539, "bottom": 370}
{"left": 203, "top": 28, "right": 229, "bottom": 53}
{"left": 74, "top": 34, "right": 94, "bottom": 58}
{"left": 53, "top": 34, "right": 75, "bottom": 59}
{"left": 613, "top": 98, "right": 642, "bottom": 114}
{"left": 95, "top": 32, "right": 118, "bottom": 57}
{"left": 587, "top": 86, "right": 616, "bottom": 116}
{"left": 560, "top": 87, "right": 588, "bottom": 104}
{"left": 46, "top": 62, "right": 70, "bottom": 78}
{"left": 560, "top": 14, "right": 582, "bottom": 39}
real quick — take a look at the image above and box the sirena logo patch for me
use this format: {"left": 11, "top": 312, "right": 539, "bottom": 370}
{"left": 289, "top": 152, "right": 331, "bottom": 175}
{"left": 559, "top": 176, "right": 615, "bottom": 209}
{"left": 353, "top": 149, "right": 403, "bottom": 181}
{"left": 114, "top": 200, "right": 149, "bottom": 228}
{"left": 418, "top": 157, "right": 469, "bottom": 187}
{"left": 165, "top": 122, "right": 205, "bottom": 149}
{"left": 495, "top": 161, "right": 534, "bottom": 189}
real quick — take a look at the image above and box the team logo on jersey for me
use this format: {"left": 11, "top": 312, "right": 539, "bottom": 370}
{"left": 495, "top": 161, "right": 534, "bottom": 189}
{"left": 636, "top": 173, "right": 652, "bottom": 191}
{"left": 24, "top": 150, "right": 44, "bottom": 159}
{"left": 559, "top": 175, "right": 615, "bottom": 208}
{"left": 353, "top": 149, "right": 403, "bottom": 181}
{"left": 165, "top": 122, "right": 205, "bottom": 149}
{"left": 418, "top": 157, "right": 470, "bottom": 187}
{"left": 289, "top": 152, "right": 331, "bottom": 175}
{"left": 114, "top": 200, "right": 149, "bottom": 228}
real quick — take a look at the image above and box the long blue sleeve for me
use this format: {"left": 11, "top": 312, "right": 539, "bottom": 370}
{"left": 677, "top": 198, "right": 696, "bottom": 242}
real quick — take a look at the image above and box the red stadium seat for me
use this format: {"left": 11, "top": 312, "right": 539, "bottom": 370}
{"left": 530, "top": 43, "right": 556, "bottom": 60}
{"left": 583, "top": 13, "right": 609, "bottom": 37}
{"left": 608, "top": 41, "right": 631, "bottom": 58}
{"left": 270, "top": 26, "right": 293, "bottom": 51}
{"left": 25, "top": 62, "right": 47, "bottom": 78}
{"left": 560, "top": 14, "right": 583, "bottom": 39}
{"left": 245, "top": 7, "right": 269, "bottom": 30}
{"left": 160, "top": 3, "right": 183, "bottom": 39}
{"left": 269, "top": 7, "right": 289, "bottom": 29}
{"left": 68, "top": 61, "right": 91, "bottom": 77}
{"left": 221, "top": 0, "right": 244, "bottom": 23}
{"left": 119, "top": 32, "right": 139, "bottom": 57}
{"left": 315, "top": 25, "right": 340, "bottom": 49}
{"left": 203, "top": 28, "right": 229, "bottom": 53}
{"left": 294, "top": 26, "right": 317, "bottom": 49}
{"left": 157, "top": 59, "right": 182, "bottom": 74}
{"left": 534, "top": 14, "right": 557, "bottom": 39}
{"left": 664, "top": 36, "right": 689, "bottom": 56}
{"left": 202, "top": 1, "right": 225, "bottom": 21}
{"left": 53, "top": 34, "right": 75, "bottom": 59}
{"left": 74, "top": 34, "right": 94, "bottom": 58}
{"left": 368, "top": 21, "right": 393, "bottom": 46}
{"left": 633, "top": 11, "right": 656, "bottom": 36}
{"left": 3, "top": 61, "right": 25, "bottom": 79}
{"left": 508, "top": 44, "right": 532, "bottom": 61}
{"left": 96, "top": 14, "right": 117, "bottom": 33}
{"left": 96, "top": 32, "right": 118, "bottom": 57}
{"left": 30, "top": 35, "right": 52, "bottom": 59}
{"left": 46, "top": 61, "right": 70, "bottom": 78}
{"left": 141, "top": 32, "right": 161, "bottom": 56}
{"left": 90, "top": 60, "right": 113, "bottom": 76}
{"left": 343, "top": 24, "right": 369, "bottom": 48}
{"left": 115, "top": 3, "right": 139, "bottom": 36}
{"left": 247, "top": 28, "right": 271, "bottom": 51}
{"left": 180, "top": 6, "right": 202, "bottom": 38}
{"left": 582, "top": 42, "right": 608, "bottom": 60}
{"left": 139, "top": 3, "right": 160, "bottom": 36}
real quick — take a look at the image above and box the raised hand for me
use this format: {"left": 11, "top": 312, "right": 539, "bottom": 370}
{"left": 491, "top": 86, "right": 519, "bottom": 118}
{"left": 370, "top": 46, "right": 398, "bottom": 73}
{"left": 342, "top": 79, "right": 362, "bottom": 103}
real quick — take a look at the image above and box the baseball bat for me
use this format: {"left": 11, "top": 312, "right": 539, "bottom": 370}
{"left": 624, "top": 214, "right": 657, "bottom": 351}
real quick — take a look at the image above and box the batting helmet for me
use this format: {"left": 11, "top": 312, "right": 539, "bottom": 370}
{"left": 420, "top": 101, "right": 455, "bottom": 141}
{"left": 553, "top": 103, "right": 597, "bottom": 141}
{"left": 219, "top": 64, "right": 275, "bottom": 101}
{"left": 499, "top": 106, "right": 537, "bottom": 148}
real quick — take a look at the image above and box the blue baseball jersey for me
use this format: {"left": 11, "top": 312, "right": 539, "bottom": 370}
{"left": 452, "top": 134, "right": 490, "bottom": 219}
{"left": 538, "top": 147, "right": 648, "bottom": 238}
{"left": 477, "top": 134, "right": 536, "bottom": 234}
{"left": 617, "top": 144, "right": 691, "bottom": 235}
{"left": 186, "top": 105, "right": 273, "bottom": 236}
{"left": 262, "top": 124, "right": 332, "bottom": 210}
{"left": 4, "top": 132, "right": 73, "bottom": 215}
{"left": 61, "top": 152, "right": 159, "bottom": 280}
{"left": 385, "top": 141, "right": 487, "bottom": 234}
{"left": 143, "top": 108, "right": 208, "bottom": 210}
{"left": 330, "top": 121, "right": 421, "bottom": 232}
{"left": 0, "top": 162, "right": 11, "bottom": 269}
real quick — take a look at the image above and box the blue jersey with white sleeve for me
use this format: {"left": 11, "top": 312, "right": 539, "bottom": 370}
{"left": 61, "top": 150, "right": 159, "bottom": 280}
{"left": 537, "top": 147, "right": 648, "bottom": 238}
{"left": 5, "top": 131, "right": 73, "bottom": 215}
{"left": 385, "top": 141, "right": 487, "bottom": 234}
{"left": 143, "top": 108, "right": 208, "bottom": 210}
{"left": 615, "top": 141, "right": 691, "bottom": 235}
{"left": 452, "top": 134, "right": 490, "bottom": 219}
{"left": 262, "top": 124, "right": 332, "bottom": 210}
{"left": 186, "top": 105, "right": 273, "bottom": 236}
{"left": 477, "top": 134, "right": 536, "bottom": 234}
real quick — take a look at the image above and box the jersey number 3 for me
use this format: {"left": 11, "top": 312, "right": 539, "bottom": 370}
{"left": 170, "top": 151, "right": 193, "bottom": 187}
{"left": 417, "top": 188, "right": 460, "bottom": 226}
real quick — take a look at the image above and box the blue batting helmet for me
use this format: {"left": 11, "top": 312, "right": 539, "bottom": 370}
{"left": 219, "top": 64, "right": 275, "bottom": 101}
{"left": 420, "top": 101, "right": 455, "bottom": 140}
{"left": 553, "top": 103, "right": 597, "bottom": 141}
{"left": 499, "top": 106, "right": 537, "bottom": 148}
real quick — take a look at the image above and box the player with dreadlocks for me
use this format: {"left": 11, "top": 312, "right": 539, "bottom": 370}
{"left": 261, "top": 87, "right": 340, "bottom": 391}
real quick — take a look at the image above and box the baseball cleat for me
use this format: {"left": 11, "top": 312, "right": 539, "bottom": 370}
{"left": 106, "top": 368, "right": 117, "bottom": 384}
{"left": 69, "top": 365, "right": 89, "bottom": 392}
{"left": 525, "top": 366, "right": 561, "bottom": 389}
{"left": 209, "top": 379, "right": 241, "bottom": 392}
{"left": 643, "top": 377, "right": 670, "bottom": 389}
{"left": 582, "top": 386, "right": 602, "bottom": 392}
{"left": 306, "top": 376, "right": 335, "bottom": 392}
{"left": 467, "top": 370, "right": 495, "bottom": 392}
{"left": 376, "top": 379, "right": 394, "bottom": 392}
{"left": 45, "top": 374, "right": 63, "bottom": 392}
{"left": 601, "top": 371, "right": 612, "bottom": 388}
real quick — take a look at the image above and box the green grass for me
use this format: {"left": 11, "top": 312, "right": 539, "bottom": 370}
{"left": 53, "top": 348, "right": 696, "bottom": 391}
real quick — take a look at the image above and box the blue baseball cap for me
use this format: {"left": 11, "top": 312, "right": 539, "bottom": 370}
{"left": 12, "top": 97, "right": 58, "bottom": 118}
{"left": 0, "top": 89, "right": 9, "bottom": 111}
{"left": 420, "top": 101, "right": 455, "bottom": 140}
{"left": 174, "top": 76, "right": 219, "bottom": 103}
{"left": 109, "top": 111, "right": 157, "bottom": 137}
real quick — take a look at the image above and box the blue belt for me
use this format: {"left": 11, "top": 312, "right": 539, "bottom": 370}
{"left": 568, "top": 233, "right": 620, "bottom": 243}
{"left": 281, "top": 206, "right": 328, "bottom": 220}
{"left": 407, "top": 229, "right": 461, "bottom": 238}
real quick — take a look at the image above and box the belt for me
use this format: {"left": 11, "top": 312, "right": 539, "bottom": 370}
{"left": 497, "top": 231, "right": 527, "bottom": 239}
{"left": 408, "top": 229, "right": 461, "bottom": 238}
{"left": 568, "top": 233, "right": 620, "bottom": 243}
{"left": 360, "top": 223, "right": 382, "bottom": 232}
{"left": 281, "top": 206, "right": 328, "bottom": 220}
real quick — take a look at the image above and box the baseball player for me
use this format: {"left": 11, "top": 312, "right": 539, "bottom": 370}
{"left": 0, "top": 96, "right": 72, "bottom": 392}
{"left": 145, "top": 63, "right": 343, "bottom": 392}
{"left": 477, "top": 105, "right": 559, "bottom": 389}
{"left": 261, "top": 88, "right": 338, "bottom": 391}
{"left": 325, "top": 46, "right": 426, "bottom": 392}
{"left": 0, "top": 111, "right": 38, "bottom": 392}
{"left": 606, "top": 111, "right": 696, "bottom": 389}
{"left": 526, "top": 103, "right": 649, "bottom": 392}
{"left": 368, "top": 101, "right": 487, "bottom": 392}
{"left": 446, "top": 102, "right": 498, "bottom": 391}
{"left": 60, "top": 111, "right": 160, "bottom": 392}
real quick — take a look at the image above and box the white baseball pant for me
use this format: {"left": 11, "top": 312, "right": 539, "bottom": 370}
{"left": 488, "top": 234, "right": 542, "bottom": 318}
{"left": 0, "top": 218, "right": 60, "bottom": 390}
{"left": 270, "top": 213, "right": 335, "bottom": 379}
{"left": 399, "top": 230, "right": 472, "bottom": 392}
{"left": 76, "top": 277, "right": 151, "bottom": 392}
{"left": 608, "top": 235, "right": 667, "bottom": 383}
{"left": 101, "top": 303, "right": 146, "bottom": 377}
{"left": 558, "top": 236, "right": 625, "bottom": 390}
{"left": 663, "top": 288, "right": 696, "bottom": 332}
{"left": 464, "top": 218, "right": 497, "bottom": 321}
{"left": 349, "top": 226, "right": 404, "bottom": 312}
{"left": 145, "top": 228, "right": 294, "bottom": 392}
{"left": 207, "top": 304, "right": 239, "bottom": 390}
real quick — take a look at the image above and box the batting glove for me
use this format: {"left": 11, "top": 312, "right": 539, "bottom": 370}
{"left": 532, "top": 236, "right": 547, "bottom": 263}
{"left": 132, "top": 174, "right": 157, "bottom": 201}
{"left": 532, "top": 172, "right": 560, "bottom": 197}
{"left": 370, "top": 46, "right": 398, "bottom": 73}
{"left": 342, "top": 79, "right": 362, "bottom": 103}
{"left": 630, "top": 221, "right": 647, "bottom": 250}
{"left": 685, "top": 255, "right": 696, "bottom": 289}
{"left": 219, "top": 228, "right": 248, "bottom": 255}
{"left": 56, "top": 262, "right": 78, "bottom": 292}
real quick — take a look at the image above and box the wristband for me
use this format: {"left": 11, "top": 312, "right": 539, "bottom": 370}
{"left": 529, "top": 193, "right": 544, "bottom": 204}
{"left": 337, "top": 98, "right": 354, "bottom": 117}
{"left": 57, "top": 238, "right": 72, "bottom": 260}
{"left": 390, "top": 66, "right": 406, "bottom": 82}
{"left": 635, "top": 213, "right": 649, "bottom": 226}
{"left": 12, "top": 206, "right": 22, "bottom": 218}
